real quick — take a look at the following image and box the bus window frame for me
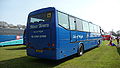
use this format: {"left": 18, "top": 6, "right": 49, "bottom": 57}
{"left": 57, "top": 11, "right": 69, "bottom": 30}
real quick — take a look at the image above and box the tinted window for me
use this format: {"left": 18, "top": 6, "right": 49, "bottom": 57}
{"left": 89, "top": 23, "right": 94, "bottom": 32}
{"left": 29, "top": 12, "right": 52, "bottom": 23}
{"left": 69, "top": 16, "right": 75, "bottom": 30}
{"left": 97, "top": 26, "right": 100, "bottom": 33}
{"left": 76, "top": 18, "right": 83, "bottom": 31}
{"left": 83, "top": 21, "right": 89, "bottom": 32}
{"left": 93, "top": 24, "right": 97, "bottom": 32}
{"left": 94, "top": 25, "right": 99, "bottom": 33}
{"left": 58, "top": 12, "right": 69, "bottom": 29}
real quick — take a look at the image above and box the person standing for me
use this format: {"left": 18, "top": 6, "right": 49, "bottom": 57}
{"left": 116, "top": 37, "right": 119, "bottom": 45}
{"left": 109, "top": 37, "right": 112, "bottom": 46}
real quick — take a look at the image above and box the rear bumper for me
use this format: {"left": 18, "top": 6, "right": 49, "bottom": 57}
{"left": 26, "top": 48, "right": 57, "bottom": 60}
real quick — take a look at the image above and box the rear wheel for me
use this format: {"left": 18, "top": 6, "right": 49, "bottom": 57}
{"left": 78, "top": 44, "right": 84, "bottom": 56}
{"left": 97, "top": 40, "right": 101, "bottom": 47}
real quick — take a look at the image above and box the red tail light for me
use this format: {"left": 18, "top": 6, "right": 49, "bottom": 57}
{"left": 48, "top": 43, "right": 50, "bottom": 46}
{"left": 48, "top": 43, "right": 55, "bottom": 47}
{"left": 52, "top": 43, "right": 55, "bottom": 47}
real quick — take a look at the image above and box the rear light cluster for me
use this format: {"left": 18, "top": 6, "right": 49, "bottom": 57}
{"left": 48, "top": 43, "right": 55, "bottom": 47}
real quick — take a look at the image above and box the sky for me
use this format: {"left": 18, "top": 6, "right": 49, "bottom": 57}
{"left": 0, "top": 0, "right": 120, "bottom": 32}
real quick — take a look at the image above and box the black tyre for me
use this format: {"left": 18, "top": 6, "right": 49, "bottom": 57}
{"left": 78, "top": 44, "right": 84, "bottom": 56}
{"left": 97, "top": 40, "right": 100, "bottom": 47}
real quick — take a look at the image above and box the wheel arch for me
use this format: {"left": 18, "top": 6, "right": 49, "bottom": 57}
{"left": 78, "top": 42, "right": 84, "bottom": 49}
{"left": 77, "top": 42, "right": 84, "bottom": 56}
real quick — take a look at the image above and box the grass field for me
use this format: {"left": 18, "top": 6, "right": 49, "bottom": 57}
{"left": 0, "top": 41, "right": 120, "bottom": 68}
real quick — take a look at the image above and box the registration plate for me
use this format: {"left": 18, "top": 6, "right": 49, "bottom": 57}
{"left": 36, "top": 50, "right": 43, "bottom": 52}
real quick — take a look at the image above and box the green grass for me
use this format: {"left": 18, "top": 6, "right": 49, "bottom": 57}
{"left": 0, "top": 41, "right": 120, "bottom": 68}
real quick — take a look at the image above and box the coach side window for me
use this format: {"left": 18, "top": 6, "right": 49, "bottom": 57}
{"left": 69, "top": 16, "right": 75, "bottom": 30}
{"left": 76, "top": 18, "right": 83, "bottom": 31}
{"left": 83, "top": 21, "right": 89, "bottom": 32}
{"left": 94, "top": 25, "right": 98, "bottom": 33}
{"left": 58, "top": 12, "right": 69, "bottom": 29}
{"left": 95, "top": 25, "right": 99, "bottom": 33}
{"left": 97, "top": 26, "right": 100, "bottom": 33}
{"left": 89, "top": 23, "right": 94, "bottom": 32}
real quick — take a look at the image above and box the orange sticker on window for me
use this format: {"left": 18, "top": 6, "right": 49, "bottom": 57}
{"left": 47, "top": 13, "right": 51, "bottom": 18}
